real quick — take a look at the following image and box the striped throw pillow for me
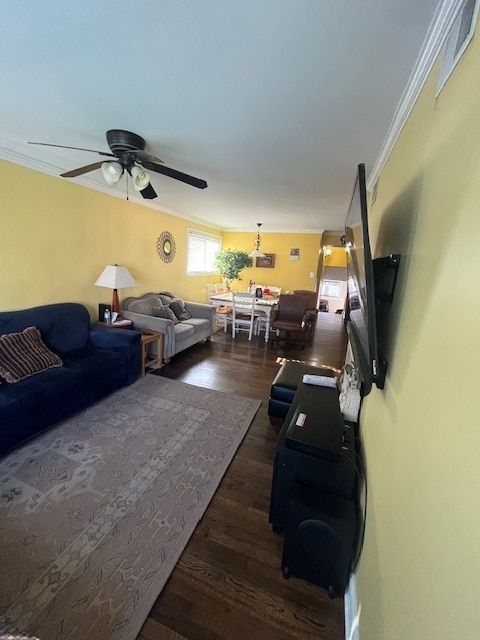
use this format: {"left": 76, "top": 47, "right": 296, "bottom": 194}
{"left": 0, "top": 326, "right": 63, "bottom": 383}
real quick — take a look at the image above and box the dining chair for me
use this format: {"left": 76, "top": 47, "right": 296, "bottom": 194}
{"left": 232, "top": 291, "right": 258, "bottom": 340}
{"left": 293, "top": 289, "right": 319, "bottom": 335}
{"left": 270, "top": 294, "right": 309, "bottom": 350}
{"left": 206, "top": 283, "right": 217, "bottom": 301}
{"left": 206, "top": 284, "right": 233, "bottom": 332}
{"left": 255, "top": 286, "right": 282, "bottom": 335}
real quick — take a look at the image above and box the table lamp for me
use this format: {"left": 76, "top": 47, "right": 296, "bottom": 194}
{"left": 94, "top": 264, "right": 137, "bottom": 315}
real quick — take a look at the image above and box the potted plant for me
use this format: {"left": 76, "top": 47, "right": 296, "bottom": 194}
{"left": 214, "top": 249, "right": 253, "bottom": 289}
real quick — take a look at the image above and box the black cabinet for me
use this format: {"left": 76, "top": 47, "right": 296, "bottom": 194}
{"left": 268, "top": 381, "right": 361, "bottom": 597}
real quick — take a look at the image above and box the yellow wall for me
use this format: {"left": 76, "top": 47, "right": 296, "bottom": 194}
{"left": 355, "top": 20, "right": 480, "bottom": 640}
{"left": 222, "top": 231, "right": 322, "bottom": 292}
{"left": 322, "top": 232, "right": 347, "bottom": 268}
{"left": 0, "top": 163, "right": 322, "bottom": 313}
{"left": 0, "top": 161, "right": 221, "bottom": 317}
{"left": 323, "top": 247, "right": 346, "bottom": 268}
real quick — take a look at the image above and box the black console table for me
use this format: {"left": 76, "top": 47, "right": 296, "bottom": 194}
{"left": 268, "top": 366, "right": 361, "bottom": 597}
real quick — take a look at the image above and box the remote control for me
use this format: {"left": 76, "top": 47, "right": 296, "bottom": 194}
{"left": 302, "top": 374, "right": 337, "bottom": 388}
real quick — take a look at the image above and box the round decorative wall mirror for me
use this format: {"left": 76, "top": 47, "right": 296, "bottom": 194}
{"left": 156, "top": 231, "right": 176, "bottom": 263}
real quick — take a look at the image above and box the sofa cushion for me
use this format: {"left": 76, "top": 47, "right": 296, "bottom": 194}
{"left": 169, "top": 298, "right": 192, "bottom": 321}
{"left": 0, "top": 326, "right": 63, "bottom": 383}
{"left": 182, "top": 317, "right": 212, "bottom": 334}
{"left": 153, "top": 305, "right": 178, "bottom": 323}
{"left": 0, "top": 303, "right": 90, "bottom": 354}
{"left": 174, "top": 322, "right": 195, "bottom": 343}
{"left": 128, "top": 299, "right": 155, "bottom": 315}
{"left": 0, "top": 347, "right": 128, "bottom": 454}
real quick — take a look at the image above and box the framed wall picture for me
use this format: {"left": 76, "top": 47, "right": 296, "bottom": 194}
{"left": 290, "top": 248, "right": 300, "bottom": 261}
{"left": 256, "top": 253, "right": 276, "bottom": 268}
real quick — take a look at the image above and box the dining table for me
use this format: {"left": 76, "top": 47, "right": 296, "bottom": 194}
{"left": 209, "top": 291, "right": 278, "bottom": 342}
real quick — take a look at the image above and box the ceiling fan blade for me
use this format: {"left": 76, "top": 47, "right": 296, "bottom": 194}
{"left": 141, "top": 161, "right": 208, "bottom": 189}
{"left": 61, "top": 161, "right": 104, "bottom": 178}
{"left": 140, "top": 183, "right": 157, "bottom": 199}
{"left": 28, "top": 141, "right": 115, "bottom": 158}
{"left": 131, "top": 149, "right": 164, "bottom": 164}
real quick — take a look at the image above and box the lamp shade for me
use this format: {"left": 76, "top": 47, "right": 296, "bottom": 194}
{"left": 130, "top": 165, "right": 150, "bottom": 191}
{"left": 101, "top": 161, "right": 124, "bottom": 185}
{"left": 94, "top": 265, "right": 137, "bottom": 289}
{"left": 94, "top": 264, "right": 137, "bottom": 315}
{"left": 248, "top": 248, "right": 266, "bottom": 258}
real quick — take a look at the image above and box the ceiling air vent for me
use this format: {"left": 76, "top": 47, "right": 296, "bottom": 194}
{"left": 437, "top": 0, "right": 479, "bottom": 94}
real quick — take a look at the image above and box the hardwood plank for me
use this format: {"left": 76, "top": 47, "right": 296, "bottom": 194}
{"left": 138, "top": 312, "right": 347, "bottom": 639}
{"left": 137, "top": 618, "right": 188, "bottom": 640}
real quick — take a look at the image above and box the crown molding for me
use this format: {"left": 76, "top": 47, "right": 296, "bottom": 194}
{"left": 367, "top": 0, "right": 465, "bottom": 191}
{"left": 0, "top": 149, "right": 324, "bottom": 233}
{"left": 0, "top": 146, "right": 62, "bottom": 178}
{"left": 225, "top": 228, "right": 324, "bottom": 234}
{"left": 0, "top": 147, "right": 226, "bottom": 230}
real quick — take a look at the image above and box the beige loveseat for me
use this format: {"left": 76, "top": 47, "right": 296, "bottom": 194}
{"left": 121, "top": 293, "right": 216, "bottom": 362}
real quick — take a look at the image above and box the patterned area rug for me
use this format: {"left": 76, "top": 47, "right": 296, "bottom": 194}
{"left": 0, "top": 375, "right": 261, "bottom": 640}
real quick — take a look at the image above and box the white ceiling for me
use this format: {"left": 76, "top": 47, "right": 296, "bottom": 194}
{"left": 0, "top": 0, "right": 441, "bottom": 233}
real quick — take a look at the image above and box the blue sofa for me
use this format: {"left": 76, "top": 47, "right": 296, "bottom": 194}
{"left": 0, "top": 302, "right": 141, "bottom": 455}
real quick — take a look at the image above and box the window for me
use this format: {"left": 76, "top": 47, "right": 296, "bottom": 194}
{"left": 187, "top": 228, "right": 222, "bottom": 275}
{"left": 321, "top": 280, "right": 342, "bottom": 298}
{"left": 437, "top": 0, "right": 479, "bottom": 93}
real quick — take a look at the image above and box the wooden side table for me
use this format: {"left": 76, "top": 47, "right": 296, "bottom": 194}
{"left": 140, "top": 330, "right": 164, "bottom": 377}
{"left": 95, "top": 320, "right": 133, "bottom": 329}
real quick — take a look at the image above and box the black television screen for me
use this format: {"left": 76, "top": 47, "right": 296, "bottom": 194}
{"left": 344, "top": 163, "right": 383, "bottom": 394}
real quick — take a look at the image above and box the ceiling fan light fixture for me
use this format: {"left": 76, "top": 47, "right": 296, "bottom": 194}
{"left": 249, "top": 223, "right": 266, "bottom": 258}
{"left": 101, "top": 161, "right": 124, "bottom": 184}
{"left": 130, "top": 165, "right": 150, "bottom": 191}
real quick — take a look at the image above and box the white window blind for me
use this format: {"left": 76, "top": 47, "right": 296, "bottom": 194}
{"left": 321, "top": 280, "right": 342, "bottom": 298}
{"left": 187, "top": 229, "right": 222, "bottom": 275}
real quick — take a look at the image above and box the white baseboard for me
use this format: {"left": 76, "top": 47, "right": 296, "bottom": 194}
{"left": 344, "top": 574, "right": 360, "bottom": 640}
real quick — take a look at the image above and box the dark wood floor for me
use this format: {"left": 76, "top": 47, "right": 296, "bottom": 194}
{"left": 137, "top": 313, "right": 347, "bottom": 640}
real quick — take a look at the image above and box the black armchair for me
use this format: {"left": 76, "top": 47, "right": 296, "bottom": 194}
{"left": 271, "top": 294, "right": 309, "bottom": 350}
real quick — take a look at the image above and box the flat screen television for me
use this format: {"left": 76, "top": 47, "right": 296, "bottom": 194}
{"left": 344, "top": 163, "right": 386, "bottom": 394}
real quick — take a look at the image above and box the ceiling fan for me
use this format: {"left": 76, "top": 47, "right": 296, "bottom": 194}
{"left": 28, "top": 129, "right": 208, "bottom": 199}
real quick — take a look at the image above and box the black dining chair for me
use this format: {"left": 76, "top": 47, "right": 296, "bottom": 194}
{"left": 270, "top": 294, "right": 309, "bottom": 350}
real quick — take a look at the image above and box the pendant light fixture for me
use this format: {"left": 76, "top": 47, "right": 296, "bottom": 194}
{"left": 249, "top": 223, "right": 266, "bottom": 258}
